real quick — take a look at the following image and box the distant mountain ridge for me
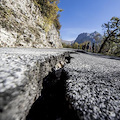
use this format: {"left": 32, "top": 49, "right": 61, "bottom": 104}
{"left": 74, "top": 31, "right": 103, "bottom": 44}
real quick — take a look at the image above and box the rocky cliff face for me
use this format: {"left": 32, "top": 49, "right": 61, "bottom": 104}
{"left": 0, "top": 0, "right": 62, "bottom": 48}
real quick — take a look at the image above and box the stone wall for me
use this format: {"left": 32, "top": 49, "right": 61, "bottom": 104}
{"left": 0, "top": 0, "right": 62, "bottom": 48}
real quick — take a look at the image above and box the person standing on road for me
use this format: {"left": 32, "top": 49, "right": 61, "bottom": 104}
{"left": 92, "top": 43, "right": 95, "bottom": 53}
{"left": 86, "top": 42, "right": 89, "bottom": 52}
{"left": 84, "top": 44, "right": 86, "bottom": 51}
{"left": 92, "top": 38, "right": 95, "bottom": 53}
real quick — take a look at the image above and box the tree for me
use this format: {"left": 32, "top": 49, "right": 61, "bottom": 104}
{"left": 62, "top": 43, "right": 72, "bottom": 48}
{"left": 72, "top": 42, "right": 79, "bottom": 49}
{"left": 54, "top": 14, "right": 61, "bottom": 33}
{"left": 98, "top": 17, "right": 120, "bottom": 53}
{"left": 94, "top": 33, "right": 102, "bottom": 43}
{"left": 34, "top": 0, "right": 62, "bottom": 32}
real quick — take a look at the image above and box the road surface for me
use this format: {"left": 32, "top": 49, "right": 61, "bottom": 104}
{"left": 65, "top": 52, "right": 120, "bottom": 120}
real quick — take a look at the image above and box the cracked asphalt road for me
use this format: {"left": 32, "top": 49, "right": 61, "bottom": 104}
{"left": 65, "top": 52, "right": 120, "bottom": 120}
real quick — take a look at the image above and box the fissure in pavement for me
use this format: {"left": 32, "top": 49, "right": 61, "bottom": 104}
{"left": 26, "top": 68, "right": 79, "bottom": 120}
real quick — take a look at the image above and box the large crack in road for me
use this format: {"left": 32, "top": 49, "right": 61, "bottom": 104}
{"left": 26, "top": 51, "right": 120, "bottom": 120}
{"left": 26, "top": 68, "right": 79, "bottom": 120}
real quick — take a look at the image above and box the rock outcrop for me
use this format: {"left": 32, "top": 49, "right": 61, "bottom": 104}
{"left": 0, "top": 0, "right": 62, "bottom": 48}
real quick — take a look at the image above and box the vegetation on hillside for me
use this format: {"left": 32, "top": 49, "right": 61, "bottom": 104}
{"left": 62, "top": 42, "right": 82, "bottom": 49}
{"left": 62, "top": 43, "right": 72, "bottom": 48}
{"left": 34, "top": 0, "right": 62, "bottom": 33}
{"left": 98, "top": 17, "right": 120, "bottom": 56}
{"left": 62, "top": 42, "right": 90, "bottom": 50}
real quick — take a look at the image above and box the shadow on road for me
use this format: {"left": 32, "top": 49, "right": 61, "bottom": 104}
{"left": 26, "top": 69, "right": 80, "bottom": 120}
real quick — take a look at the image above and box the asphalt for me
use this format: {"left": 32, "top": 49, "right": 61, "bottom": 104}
{"left": 0, "top": 48, "right": 72, "bottom": 120}
{"left": 0, "top": 48, "right": 120, "bottom": 120}
{"left": 0, "top": 48, "right": 73, "bottom": 93}
{"left": 65, "top": 52, "right": 120, "bottom": 120}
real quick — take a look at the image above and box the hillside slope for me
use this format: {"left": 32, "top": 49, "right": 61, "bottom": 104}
{"left": 0, "top": 0, "right": 62, "bottom": 48}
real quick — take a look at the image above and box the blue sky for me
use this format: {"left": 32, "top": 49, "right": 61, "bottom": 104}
{"left": 58, "top": 0, "right": 120, "bottom": 41}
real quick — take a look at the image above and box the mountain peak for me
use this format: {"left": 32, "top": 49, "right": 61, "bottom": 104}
{"left": 74, "top": 31, "right": 102, "bottom": 44}
{"left": 93, "top": 31, "right": 98, "bottom": 34}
